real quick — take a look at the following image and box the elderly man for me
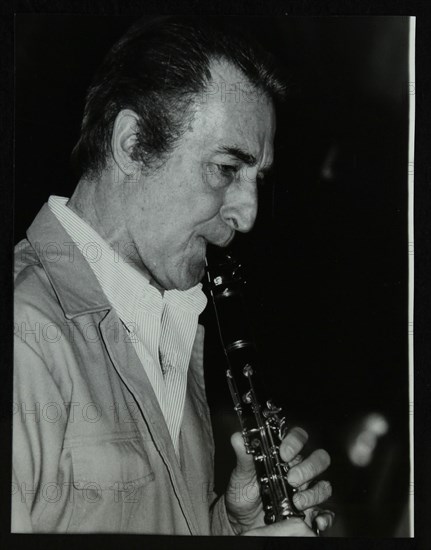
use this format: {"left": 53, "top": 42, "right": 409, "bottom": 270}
{"left": 13, "top": 17, "right": 332, "bottom": 535}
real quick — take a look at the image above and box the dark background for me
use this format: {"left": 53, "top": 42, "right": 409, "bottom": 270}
{"left": 15, "top": 15, "right": 410, "bottom": 538}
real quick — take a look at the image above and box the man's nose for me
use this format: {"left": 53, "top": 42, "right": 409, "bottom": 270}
{"left": 219, "top": 180, "right": 258, "bottom": 233}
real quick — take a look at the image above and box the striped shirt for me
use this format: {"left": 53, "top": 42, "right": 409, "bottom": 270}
{"left": 48, "top": 196, "right": 207, "bottom": 454}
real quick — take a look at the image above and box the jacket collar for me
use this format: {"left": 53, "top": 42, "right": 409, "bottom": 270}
{"left": 26, "top": 203, "right": 111, "bottom": 319}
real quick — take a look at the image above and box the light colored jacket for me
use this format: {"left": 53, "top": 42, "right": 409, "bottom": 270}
{"left": 13, "top": 204, "right": 234, "bottom": 535}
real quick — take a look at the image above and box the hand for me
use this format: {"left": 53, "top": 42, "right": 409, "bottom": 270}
{"left": 225, "top": 427, "right": 333, "bottom": 536}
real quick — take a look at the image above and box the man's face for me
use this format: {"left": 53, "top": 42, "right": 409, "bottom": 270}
{"left": 122, "top": 60, "right": 276, "bottom": 291}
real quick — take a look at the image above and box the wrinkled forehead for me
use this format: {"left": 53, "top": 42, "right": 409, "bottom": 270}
{"left": 190, "top": 59, "right": 276, "bottom": 163}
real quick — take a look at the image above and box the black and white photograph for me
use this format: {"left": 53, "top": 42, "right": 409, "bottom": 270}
{"left": 10, "top": 12, "right": 414, "bottom": 541}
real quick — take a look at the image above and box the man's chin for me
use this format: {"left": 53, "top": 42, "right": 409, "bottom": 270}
{"left": 184, "top": 264, "right": 206, "bottom": 290}
{"left": 184, "top": 259, "right": 207, "bottom": 290}
{"left": 161, "top": 263, "right": 206, "bottom": 292}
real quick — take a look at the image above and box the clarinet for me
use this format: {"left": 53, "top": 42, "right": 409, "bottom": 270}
{"left": 206, "top": 248, "right": 305, "bottom": 525}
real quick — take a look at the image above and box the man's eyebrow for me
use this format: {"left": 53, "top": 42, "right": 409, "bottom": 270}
{"left": 216, "top": 146, "right": 257, "bottom": 167}
{"left": 215, "top": 145, "right": 274, "bottom": 174}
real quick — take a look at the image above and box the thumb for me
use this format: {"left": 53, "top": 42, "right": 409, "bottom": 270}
{"left": 230, "top": 432, "right": 256, "bottom": 476}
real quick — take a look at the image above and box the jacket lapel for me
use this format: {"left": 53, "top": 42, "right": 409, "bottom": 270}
{"left": 99, "top": 310, "right": 201, "bottom": 535}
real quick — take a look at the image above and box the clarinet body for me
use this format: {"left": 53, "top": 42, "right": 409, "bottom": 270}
{"left": 206, "top": 249, "right": 305, "bottom": 525}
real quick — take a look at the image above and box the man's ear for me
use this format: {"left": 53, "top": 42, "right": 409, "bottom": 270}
{"left": 111, "top": 109, "right": 141, "bottom": 179}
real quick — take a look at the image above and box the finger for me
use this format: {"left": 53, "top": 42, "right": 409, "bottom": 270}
{"left": 296, "top": 480, "right": 310, "bottom": 491}
{"left": 287, "top": 453, "right": 303, "bottom": 468}
{"left": 288, "top": 455, "right": 311, "bottom": 490}
{"left": 287, "top": 448, "right": 331, "bottom": 487}
{"left": 315, "top": 511, "right": 335, "bottom": 532}
{"left": 308, "top": 508, "right": 335, "bottom": 532}
{"left": 279, "top": 427, "right": 308, "bottom": 463}
{"left": 230, "top": 432, "right": 255, "bottom": 476}
{"left": 293, "top": 480, "right": 332, "bottom": 510}
{"left": 304, "top": 507, "right": 335, "bottom": 533}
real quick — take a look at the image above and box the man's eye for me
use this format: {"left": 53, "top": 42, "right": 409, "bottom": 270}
{"left": 204, "top": 163, "right": 239, "bottom": 190}
{"left": 217, "top": 164, "right": 238, "bottom": 178}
